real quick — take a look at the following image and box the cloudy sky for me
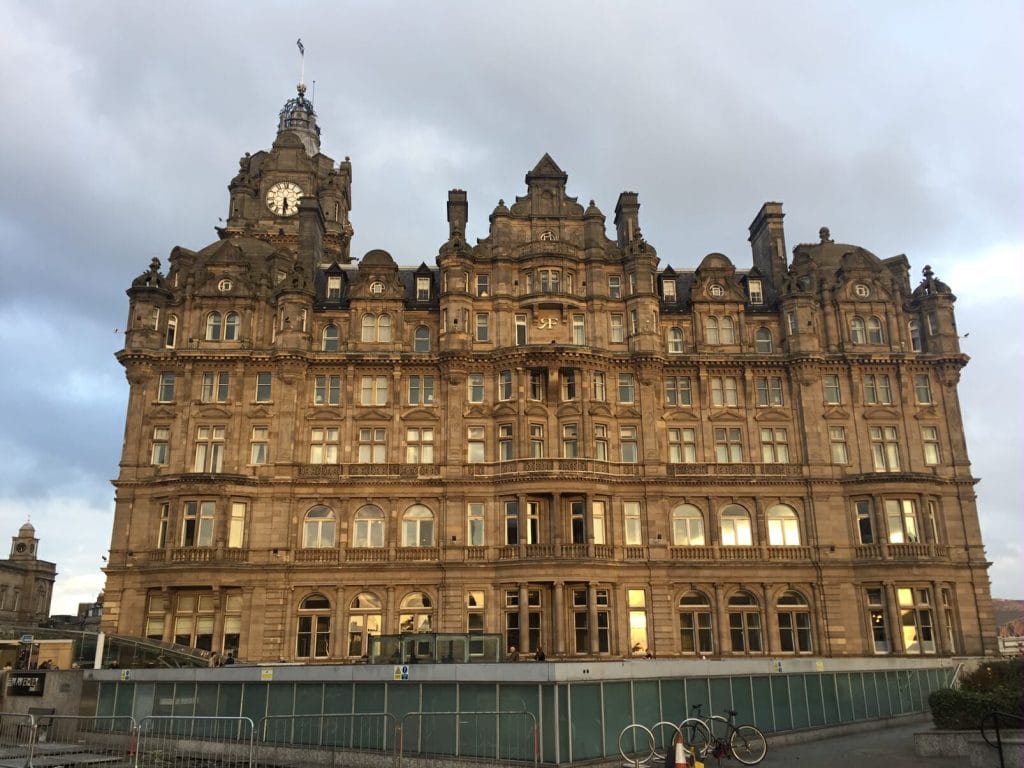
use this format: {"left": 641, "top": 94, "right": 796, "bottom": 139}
{"left": 1, "top": 1, "right": 1021, "bottom": 614}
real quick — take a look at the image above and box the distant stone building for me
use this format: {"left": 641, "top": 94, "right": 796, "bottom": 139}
{"left": 0, "top": 522, "right": 56, "bottom": 625}
{"left": 100, "top": 86, "right": 997, "bottom": 662}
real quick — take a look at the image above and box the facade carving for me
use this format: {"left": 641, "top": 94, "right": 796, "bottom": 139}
{"left": 101, "top": 86, "right": 997, "bottom": 662}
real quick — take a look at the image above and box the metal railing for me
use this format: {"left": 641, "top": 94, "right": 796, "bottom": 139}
{"left": 980, "top": 710, "right": 1024, "bottom": 768}
{"left": 0, "top": 713, "right": 137, "bottom": 767}
{"left": 136, "top": 715, "right": 255, "bottom": 768}
{"left": 258, "top": 712, "right": 399, "bottom": 767}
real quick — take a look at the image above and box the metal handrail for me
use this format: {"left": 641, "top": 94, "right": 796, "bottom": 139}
{"left": 979, "top": 710, "right": 1024, "bottom": 768}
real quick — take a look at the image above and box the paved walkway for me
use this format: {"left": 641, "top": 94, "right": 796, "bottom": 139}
{"left": 759, "top": 718, "right": 944, "bottom": 767}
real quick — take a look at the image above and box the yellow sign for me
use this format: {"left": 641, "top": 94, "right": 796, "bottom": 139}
{"left": 260, "top": 667, "right": 274, "bottom": 681}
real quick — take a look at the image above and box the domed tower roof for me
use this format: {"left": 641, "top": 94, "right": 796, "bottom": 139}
{"left": 277, "top": 83, "right": 321, "bottom": 156}
{"left": 18, "top": 521, "right": 35, "bottom": 537}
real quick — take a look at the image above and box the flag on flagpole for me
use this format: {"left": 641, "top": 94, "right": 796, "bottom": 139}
{"left": 296, "top": 38, "right": 304, "bottom": 56}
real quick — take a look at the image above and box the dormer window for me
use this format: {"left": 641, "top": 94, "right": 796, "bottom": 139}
{"left": 370, "top": 281, "right": 385, "bottom": 295}
{"left": 327, "top": 276, "right": 342, "bottom": 300}
{"left": 748, "top": 279, "right": 763, "bottom": 305}
{"left": 416, "top": 277, "right": 431, "bottom": 301}
{"left": 662, "top": 279, "right": 677, "bottom": 302}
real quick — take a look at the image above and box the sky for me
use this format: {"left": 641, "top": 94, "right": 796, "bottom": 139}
{"left": 1, "top": 1, "right": 1021, "bottom": 615}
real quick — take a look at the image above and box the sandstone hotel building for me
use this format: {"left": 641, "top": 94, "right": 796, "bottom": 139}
{"left": 101, "top": 86, "right": 996, "bottom": 663}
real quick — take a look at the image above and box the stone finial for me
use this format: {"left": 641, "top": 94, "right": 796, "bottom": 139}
{"left": 819, "top": 227, "right": 833, "bottom": 243}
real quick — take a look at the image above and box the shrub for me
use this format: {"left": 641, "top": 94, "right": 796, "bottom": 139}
{"left": 928, "top": 659, "right": 1024, "bottom": 730}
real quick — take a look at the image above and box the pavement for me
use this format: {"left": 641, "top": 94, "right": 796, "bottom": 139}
{"left": 757, "top": 717, "right": 944, "bottom": 767}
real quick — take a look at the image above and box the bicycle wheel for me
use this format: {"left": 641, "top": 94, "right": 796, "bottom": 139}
{"left": 730, "top": 724, "right": 767, "bottom": 765}
{"left": 677, "top": 717, "right": 712, "bottom": 758}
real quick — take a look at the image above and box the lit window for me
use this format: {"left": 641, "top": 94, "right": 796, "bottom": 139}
{"left": 668, "top": 428, "right": 697, "bottom": 463}
{"left": 193, "top": 426, "right": 225, "bottom": 472}
{"left": 870, "top": 426, "right": 901, "bottom": 472}
{"left": 357, "top": 427, "right": 387, "bottom": 463}
{"left": 829, "top": 426, "right": 849, "bottom": 464}
{"left": 151, "top": 427, "right": 170, "bottom": 466}
{"left": 671, "top": 504, "right": 705, "bottom": 545}
{"left": 897, "top": 587, "right": 936, "bottom": 654}
{"left": 748, "top": 279, "right": 763, "bottom": 305}
{"left": 721, "top": 505, "right": 752, "bottom": 546}
{"left": 667, "top": 327, "right": 684, "bottom": 353}
{"left": 303, "top": 506, "right": 336, "bottom": 548}
{"left": 850, "top": 316, "right": 866, "bottom": 344}
{"left": 347, "top": 593, "right": 382, "bottom": 658}
{"left": 399, "top": 592, "right": 433, "bottom": 634}
{"left": 885, "top": 499, "right": 920, "bottom": 543}
{"left": 157, "top": 372, "right": 175, "bottom": 402}
{"left": 309, "top": 427, "right": 339, "bottom": 464}
{"left": 760, "top": 428, "right": 790, "bottom": 463}
{"left": 922, "top": 426, "right": 941, "bottom": 465}
{"left": 711, "top": 376, "right": 738, "bottom": 407}
{"left": 201, "top": 372, "right": 230, "bottom": 403}
{"left": 714, "top": 428, "right": 743, "bottom": 463}
{"left": 314, "top": 375, "right": 341, "bottom": 406}
{"left": 467, "top": 426, "right": 485, "bottom": 463}
{"left": 405, "top": 427, "right": 434, "bottom": 463}
{"left": 401, "top": 505, "right": 434, "bottom": 547}
{"left": 416, "top": 276, "right": 431, "bottom": 301}
{"left": 249, "top": 426, "right": 269, "bottom": 464}
{"left": 353, "top": 506, "right": 385, "bottom": 548}
{"left": 181, "top": 501, "right": 215, "bottom": 547}
{"left": 592, "top": 501, "right": 607, "bottom": 544}
{"left": 766, "top": 504, "right": 800, "bottom": 545}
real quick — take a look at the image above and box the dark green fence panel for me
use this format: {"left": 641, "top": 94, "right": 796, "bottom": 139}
{"left": 568, "top": 682, "right": 603, "bottom": 762}
{"left": 195, "top": 683, "right": 218, "bottom": 717}
{"left": 323, "top": 682, "right": 353, "bottom": 713}
{"left": 821, "top": 674, "right": 841, "bottom": 725}
{"left": 751, "top": 675, "right": 774, "bottom": 730}
{"left": 218, "top": 682, "right": 242, "bottom": 718}
{"left": 730, "top": 676, "right": 756, "bottom": 726}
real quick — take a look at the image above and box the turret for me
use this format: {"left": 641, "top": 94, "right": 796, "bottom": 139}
{"left": 614, "top": 192, "right": 640, "bottom": 247}
{"left": 447, "top": 189, "right": 468, "bottom": 240}
{"left": 748, "top": 202, "right": 787, "bottom": 296}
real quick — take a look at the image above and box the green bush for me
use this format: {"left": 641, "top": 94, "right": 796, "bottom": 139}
{"left": 928, "top": 659, "right": 1024, "bottom": 730}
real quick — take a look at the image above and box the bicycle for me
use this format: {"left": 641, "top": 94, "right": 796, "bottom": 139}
{"left": 679, "top": 704, "right": 767, "bottom": 765}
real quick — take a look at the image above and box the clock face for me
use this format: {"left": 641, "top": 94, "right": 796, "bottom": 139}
{"left": 266, "top": 182, "right": 304, "bottom": 216}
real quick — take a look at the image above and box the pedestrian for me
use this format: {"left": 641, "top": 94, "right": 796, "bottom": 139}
{"left": 507, "top": 645, "right": 519, "bottom": 662}
{"left": 535, "top": 647, "right": 546, "bottom": 661}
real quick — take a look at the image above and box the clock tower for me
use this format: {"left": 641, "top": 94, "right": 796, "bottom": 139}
{"left": 221, "top": 83, "right": 353, "bottom": 263}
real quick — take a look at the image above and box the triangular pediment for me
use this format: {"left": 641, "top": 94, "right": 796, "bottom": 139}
{"left": 150, "top": 405, "right": 177, "bottom": 420}
{"left": 822, "top": 407, "right": 851, "bottom": 420}
{"left": 353, "top": 407, "right": 391, "bottom": 420}
{"left": 527, "top": 153, "right": 567, "bottom": 182}
{"left": 465, "top": 405, "right": 490, "bottom": 419}
{"left": 708, "top": 409, "right": 746, "bottom": 422}
{"left": 618, "top": 406, "right": 642, "bottom": 419}
{"left": 556, "top": 403, "right": 583, "bottom": 418}
{"left": 248, "top": 405, "right": 274, "bottom": 419}
{"left": 662, "top": 410, "right": 700, "bottom": 423}
{"left": 913, "top": 406, "right": 939, "bottom": 420}
{"left": 196, "top": 405, "right": 231, "bottom": 419}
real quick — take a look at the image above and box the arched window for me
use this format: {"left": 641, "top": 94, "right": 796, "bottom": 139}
{"left": 205, "top": 311, "right": 222, "bottom": 341}
{"left": 678, "top": 591, "right": 714, "bottom": 654}
{"left": 322, "top": 324, "right": 339, "bottom": 352}
{"left": 754, "top": 327, "right": 773, "bottom": 353}
{"left": 401, "top": 505, "right": 434, "bottom": 547}
{"left": 776, "top": 591, "right": 812, "bottom": 653}
{"left": 347, "top": 592, "right": 382, "bottom": 657}
{"left": 850, "top": 316, "right": 866, "bottom": 344}
{"left": 399, "top": 592, "right": 433, "bottom": 633}
{"left": 165, "top": 315, "right": 178, "bottom": 348}
{"left": 867, "top": 316, "right": 884, "bottom": 344}
{"left": 296, "top": 594, "right": 331, "bottom": 659}
{"left": 414, "top": 326, "right": 430, "bottom": 353}
{"left": 727, "top": 590, "right": 763, "bottom": 653}
{"left": 705, "top": 317, "right": 720, "bottom": 345}
{"left": 909, "top": 319, "right": 923, "bottom": 352}
{"left": 224, "top": 311, "right": 239, "bottom": 341}
{"left": 302, "top": 506, "right": 336, "bottom": 548}
{"left": 720, "top": 505, "right": 753, "bottom": 546}
{"left": 720, "top": 316, "right": 736, "bottom": 344}
{"left": 353, "top": 505, "right": 385, "bottom": 548}
{"left": 671, "top": 504, "right": 705, "bottom": 546}
{"left": 667, "top": 327, "right": 684, "bottom": 353}
{"left": 378, "top": 314, "right": 392, "bottom": 342}
{"left": 361, "top": 314, "right": 376, "bottom": 342}
{"left": 766, "top": 504, "right": 801, "bottom": 545}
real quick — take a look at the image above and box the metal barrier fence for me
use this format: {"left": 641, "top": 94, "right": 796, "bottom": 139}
{"left": 398, "top": 710, "right": 539, "bottom": 768}
{"left": 0, "top": 713, "right": 137, "bottom": 767}
{"left": 136, "top": 715, "right": 255, "bottom": 768}
{"left": 258, "top": 712, "right": 398, "bottom": 767}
